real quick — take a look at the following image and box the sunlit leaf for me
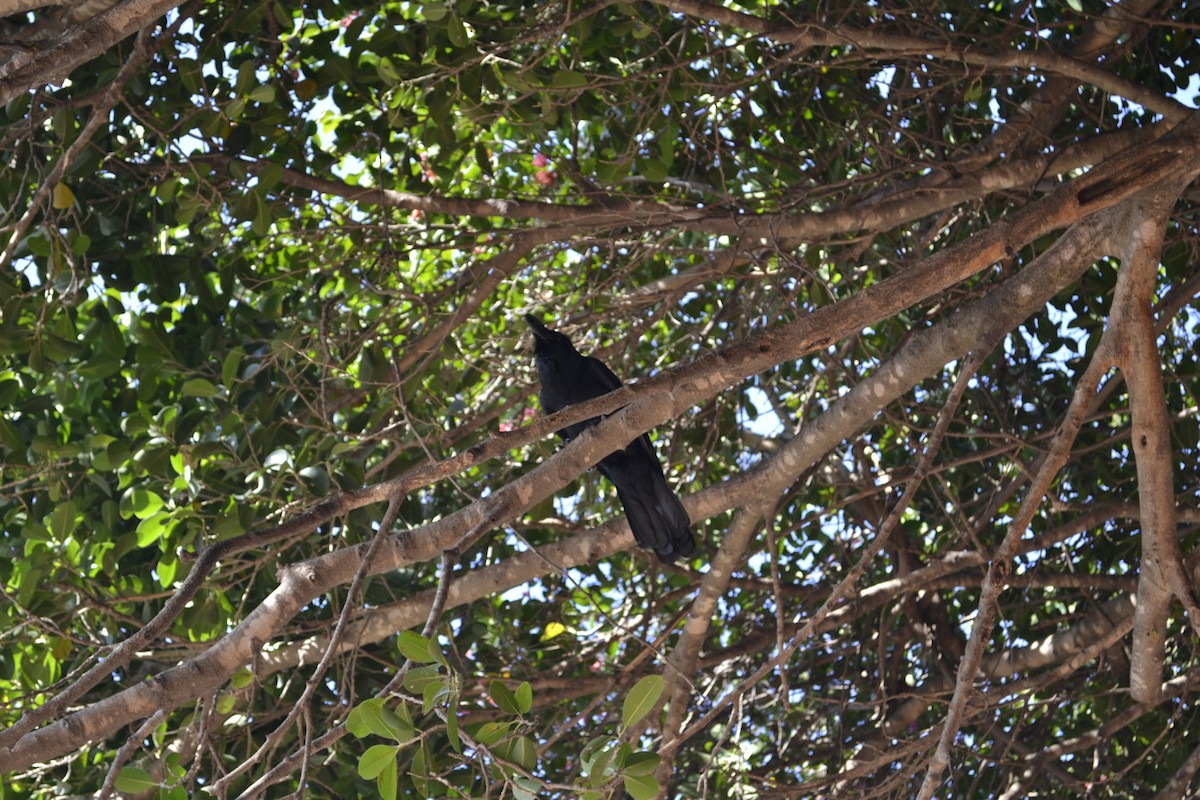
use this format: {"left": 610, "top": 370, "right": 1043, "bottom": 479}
{"left": 358, "top": 744, "right": 397, "bottom": 780}
{"left": 623, "top": 773, "right": 660, "bottom": 800}
{"left": 622, "top": 675, "right": 664, "bottom": 733}
{"left": 51, "top": 183, "right": 74, "bottom": 209}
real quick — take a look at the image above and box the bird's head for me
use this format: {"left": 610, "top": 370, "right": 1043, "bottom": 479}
{"left": 524, "top": 313, "right": 580, "bottom": 368}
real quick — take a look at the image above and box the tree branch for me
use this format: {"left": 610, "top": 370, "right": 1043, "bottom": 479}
{"left": 4, "top": 121, "right": 1197, "bottom": 769}
{"left": 915, "top": 184, "right": 1200, "bottom": 797}
{"left": 0, "top": 0, "right": 182, "bottom": 104}
{"left": 647, "top": 0, "right": 1190, "bottom": 122}
{"left": 1114, "top": 192, "right": 1198, "bottom": 703}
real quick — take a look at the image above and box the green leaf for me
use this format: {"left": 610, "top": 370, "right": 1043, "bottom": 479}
{"left": 623, "top": 773, "right": 660, "bottom": 800}
{"left": 428, "top": 639, "right": 448, "bottom": 667}
{"left": 402, "top": 664, "right": 443, "bottom": 695}
{"left": 512, "top": 776, "right": 539, "bottom": 800}
{"left": 0, "top": 417, "right": 23, "bottom": 452}
{"left": 157, "top": 554, "right": 178, "bottom": 587}
{"left": 182, "top": 378, "right": 220, "bottom": 398}
{"left": 377, "top": 755, "right": 398, "bottom": 800}
{"left": 263, "top": 448, "right": 290, "bottom": 469}
{"left": 298, "top": 465, "right": 330, "bottom": 495}
{"left": 120, "top": 487, "right": 164, "bottom": 520}
{"left": 621, "top": 751, "right": 661, "bottom": 776}
{"left": 581, "top": 735, "right": 614, "bottom": 769}
{"left": 136, "top": 511, "right": 174, "bottom": 547}
{"left": 77, "top": 352, "right": 123, "bottom": 379}
{"left": 114, "top": 767, "right": 158, "bottom": 794}
{"left": 501, "top": 69, "right": 538, "bottom": 92}
{"left": 347, "top": 699, "right": 413, "bottom": 742}
{"left": 47, "top": 501, "right": 78, "bottom": 540}
{"left": 256, "top": 162, "right": 284, "bottom": 190}
{"left": 410, "top": 740, "right": 434, "bottom": 795}
{"left": 622, "top": 675, "right": 664, "bottom": 732}
{"left": 376, "top": 57, "right": 401, "bottom": 86}
{"left": 446, "top": 12, "right": 469, "bottom": 47}
{"left": 0, "top": 378, "right": 19, "bottom": 406}
{"left": 515, "top": 680, "right": 532, "bottom": 715}
{"left": 378, "top": 706, "right": 414, "bottom": 742}
{"left": 25, "top": 233, "right": 51, "bottom": 257}
{"left": 446, "top": 692, "right": 462, "bottom": 752}
{"left": 964, "top": 78, "right": 984, "bottom": 103}
{"left": 636, "top": 156, "right": 668, "bottom": 184}
{"left": 247, "top": 84, "right": 276, "bottom": 103}
{"left": 174, "top": 191, "right": 204, "bottom": 224}
{"left": 358, "top": 743, "right": 398, "bottom": 780}
{"left": 423, "top": 676, "right": 450, "bottom": 713}
{"left": 234, "top": 59, "right": 255, "bottom": 93}
{"left": 496, "top": 735, "right": 536, "bottom": 770}
{"left": 490, "top": 680, "right": 521, "bottom": 715}
{"left": 346, "top": 699, "right": 381, "bottom": 738}
{"left": 585, "top": 743, "right": 617, "bottom": 786}
{"left": 70, "top": 232, "right": 92, "bottom": 255}
{"left": 251, "top": 192, "right": 272, "bottom": 236}
{"left": 551, "top": 70, "right": 588, "bottom": 89}
{"left": 40, "top": 333, "right": 81, "bottom": 360}
{"left": 230, "top": 667, "right": 254, "bottom": 689}
{"left": 222, "top": 347, "right": 242, "bottom": 388}
{"left": 473, "top": 720, "right": 512, "bottom": 746}
{"left": 397, "top": 630, "right": 437, "bottom": 663}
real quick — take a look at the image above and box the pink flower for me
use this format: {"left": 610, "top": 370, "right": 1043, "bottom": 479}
{"left": 419, "top": 153, "right": 438, "bottom": 183}
{"left": 532, "top": 152, "right": 549, "bottom": 168}
{"left": 534, "top": 170, "right": 557, "bottom": 186}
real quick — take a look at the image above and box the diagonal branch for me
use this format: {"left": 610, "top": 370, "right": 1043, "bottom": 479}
{"left": 661, "top": 194, "right": 1115, "bottom": 764}
{"left": 0, "top": 0, "right": 182, "bottom": 105}
{"left": 915, "top": 183, "right": 1200, "bottom": 798}
{"left": 915, "top": 329, "right": 1119, "bottom": 798}
{"left": 0, "top": 22, "right": 158, "bottom": 270}
{"left": 2, "top": 122, "right": 1196, "bottom": 768}
{"left": 646, "top": 0, "right": 1190, "bottom": 122}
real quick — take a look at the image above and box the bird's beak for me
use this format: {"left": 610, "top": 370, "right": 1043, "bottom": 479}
{"left": 524, "top": 313, "right": 552, "bottom": 342}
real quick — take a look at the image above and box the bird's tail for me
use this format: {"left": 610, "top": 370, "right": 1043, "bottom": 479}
{"left": 614, "top": 478, "right": 696, "bottom": 563}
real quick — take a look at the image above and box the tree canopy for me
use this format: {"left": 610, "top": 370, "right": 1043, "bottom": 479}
{"left": 1, "top": 0, "right": 1199, "bottom": 797}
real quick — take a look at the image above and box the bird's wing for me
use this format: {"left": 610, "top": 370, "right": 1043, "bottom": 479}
{"left": 584, "top": 356, "right": 662, "bottom": 457}
{"left": 583, "top": 356, "right": 624, "bottom": 395}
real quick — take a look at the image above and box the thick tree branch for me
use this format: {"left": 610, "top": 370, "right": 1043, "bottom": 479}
{"left": 663, "top": 197, "right": 1114, "bottom": 763}
{"left": 0, "top": 25, "right": 154, "bottom": 271}
{"left": 0, "top": 0, "right": 181, "bottom": 103}
{"left": 228, "top": 122, "right": 1161, "bottom": 251}
{"left": 916, "top": 184, "right": 1199, "bottom": 797}
{"left": 3, "top": 120, "right": 1197, "bottom": 769}
{"left": 648, "top": 0, "right": 1190, "bottom": 122}
{"left": 1114, "top": 194, "right": 1196, "bottom": 703}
